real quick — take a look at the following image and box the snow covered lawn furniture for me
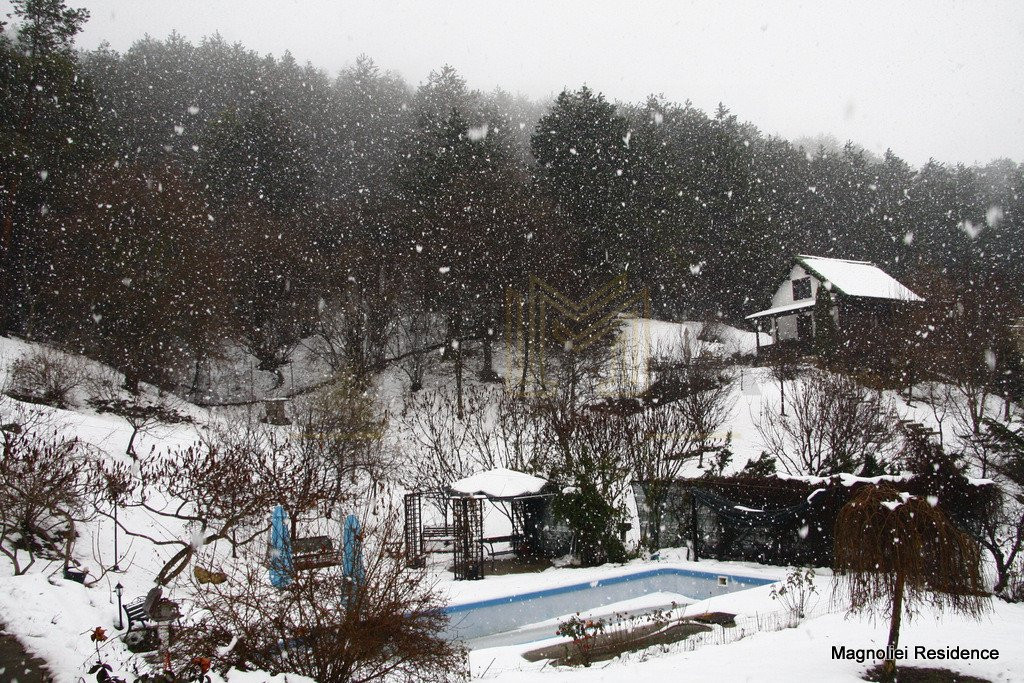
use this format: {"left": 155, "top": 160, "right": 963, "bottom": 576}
{"left": 123, "top": 596, "right": 152, "bottom": 633}
{"left": 421, "top": 525, "right": 455, "bottom": 552}
{"left": 62, "top": 566, "right": 88, "bottom": 583}
{"left": 121, "top": 595, "right": 159, "bottom": 653}
{"left": 482, "top": 534, "right": 518, "bottom": 567}
{"left": 291, "top": 535, "right": 343, "bottom": 571}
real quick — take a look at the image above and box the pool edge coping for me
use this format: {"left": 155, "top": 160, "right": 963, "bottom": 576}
{"left": 445, "top": 564, "right": 777, "bottom": 615}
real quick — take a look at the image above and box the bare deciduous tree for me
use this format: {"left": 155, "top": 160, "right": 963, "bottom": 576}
{"left": 979, "top": 417, "right": 1024, "bottom": 599}
{"left": 390, "top": 301, "right": 443, "bottom": 393}
{"left": 461, "top": 386, "right": 553, "bottom": 475}
{"left": 757, "top": 371, "right": 901, "bottom": 475}
{"left": 629, "top": 400, "right": 697, "bottom": 550}
{"left": 395, "top": 385, "right": 486, "bottom": 500}
{"left": 87, "top": 396, "right": 191, "bottom": 460}
{"left": 309, "top": 272, "right": 399, "bottom": 383}
{"left": 102, "top": 437, "right": 273, "bottom": 586}
{"left": 292, "top": 374, "right": 390, "bottom": 487}
{"left": 104, "top": 400, "right": 384, "bottom": 586}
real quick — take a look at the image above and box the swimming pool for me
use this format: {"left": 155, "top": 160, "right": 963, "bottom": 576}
{"left": 443, "top": 565, "right": 776, "bottom": 643}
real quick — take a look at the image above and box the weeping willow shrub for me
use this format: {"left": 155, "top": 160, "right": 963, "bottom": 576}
{"left": 833, "top": 484, "right": 989, "bottom": 678}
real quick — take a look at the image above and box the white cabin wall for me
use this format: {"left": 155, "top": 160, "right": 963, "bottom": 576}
{"left": 769, "top": 263, "right": 825, "bottom": 342}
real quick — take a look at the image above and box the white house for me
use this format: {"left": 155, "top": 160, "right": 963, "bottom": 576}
{"left": 745, "top": 255, "right": 924, "bottom": 349}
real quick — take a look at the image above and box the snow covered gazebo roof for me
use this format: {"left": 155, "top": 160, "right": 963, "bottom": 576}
{"left": 449, "top": 468, "right": 549, "bottom": 500}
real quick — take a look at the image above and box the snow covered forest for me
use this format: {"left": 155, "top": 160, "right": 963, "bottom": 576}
{"left": 1, "top": 1, "right": 1024, "bottom": 682}
{"left": 1, "top": 3, "right": 1022, "bottom": 394}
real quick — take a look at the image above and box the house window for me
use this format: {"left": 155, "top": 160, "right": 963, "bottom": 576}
{"left": 792, "top": 277, "right": 812, "bottom": 301}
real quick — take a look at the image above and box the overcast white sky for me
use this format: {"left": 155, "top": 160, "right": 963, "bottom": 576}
{"left": 5, "top": 0, "right": 1023, "bottom": 167}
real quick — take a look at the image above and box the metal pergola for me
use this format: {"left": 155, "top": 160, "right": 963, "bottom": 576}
{"left": 403, "top": 487, "right": 554, "bottom": 580}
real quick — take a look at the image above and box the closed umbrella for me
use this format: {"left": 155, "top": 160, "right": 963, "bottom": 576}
{"left": 342, "top": 514, "right": 365, "bottom": 586}
{"left": 269, "top": 504, "right": 293, "bottom": 588}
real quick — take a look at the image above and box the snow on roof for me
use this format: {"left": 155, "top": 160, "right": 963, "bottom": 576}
{"left": 745, "top": 299, "right": 816, "bottom": 320}
{"left": 449, "top": 468, "right": 548, "bottom": 499}
{"left": 797, "top": 255, "right": 924, "bottom": 302}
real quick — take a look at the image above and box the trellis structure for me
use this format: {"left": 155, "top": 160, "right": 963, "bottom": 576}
{"left": 403, "top": 492, "right": 425, "bottom": 568}
{"left": 452, "top": 496, "right": 484, "bottom": 580}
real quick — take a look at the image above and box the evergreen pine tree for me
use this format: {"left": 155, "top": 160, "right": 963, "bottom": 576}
{"left": 813, "top": 284, "right": 839, "bottom": 363}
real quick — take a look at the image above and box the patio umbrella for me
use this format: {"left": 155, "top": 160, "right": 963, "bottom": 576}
{"left": 342, "top": 514, "right": 365, "bottom": 586}
{"left": 269, "top": 504, "right": 293, "bottom": 588}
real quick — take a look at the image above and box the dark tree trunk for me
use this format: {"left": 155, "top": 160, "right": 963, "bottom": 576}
{"left": 455, "top": 319, "right": 464, "bottom": 420}
{"left": 123, "top": 369, "right": 141, "bottom": 396}
{"left": 479, "top": 330, "right": 499, "bottom": 383}
{"left": 884, "top": 572, "right": 905, "bottom": 677}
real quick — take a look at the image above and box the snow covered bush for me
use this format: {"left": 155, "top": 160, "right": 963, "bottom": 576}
{"left": 769, "top": 566, "right": 818, "bottom": 627}
{"left": 4, "top": 346, "right": 87, "bottom": 409}
{"left": 544, "top": 409, "right": 632, "bottom": 566}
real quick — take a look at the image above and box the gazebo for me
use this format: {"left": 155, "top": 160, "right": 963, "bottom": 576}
{"left": 403, "top": 468, "right": 552, "bottom": 580}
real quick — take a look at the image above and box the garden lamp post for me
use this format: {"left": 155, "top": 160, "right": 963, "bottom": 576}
{"left": 112, "top": 494, "right": 120, "bottom": 572}
{"left": 114, "top": 582, "right": 124, "bottom": 630}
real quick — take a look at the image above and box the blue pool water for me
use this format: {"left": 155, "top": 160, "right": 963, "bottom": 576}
{"left": 443, "top": 565, "right": 775, "bottom": 643}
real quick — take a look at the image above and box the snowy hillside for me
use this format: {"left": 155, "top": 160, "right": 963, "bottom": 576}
{"left": 1, "top": 328, "right": 1021, "bottom": 681}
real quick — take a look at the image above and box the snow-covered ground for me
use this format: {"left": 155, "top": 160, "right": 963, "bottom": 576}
{"left": 1, "top": 331, "right": 1021, "bottom": 682}
{"left": 468, "top": 580, "right": 1024, "bottom": 682}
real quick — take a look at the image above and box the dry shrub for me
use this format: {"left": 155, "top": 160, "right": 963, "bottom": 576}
{"left": 0, "top": 427, "right": 102, "bottom": 575}
{"left": 176, "top": 514, "right": 463, "bottom": 682}
{"left": 5, "top": 346, "right": 86, "bottom": 408}
{"left": 757, "top": 370, "right": 900, "bottom": 475}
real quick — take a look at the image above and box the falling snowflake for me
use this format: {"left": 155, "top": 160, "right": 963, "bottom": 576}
{"left": 986, "top": 206, "right": 1003, "bottom": 227}
{"left": 960, "top": 220, "right": 981, "bottom": 239}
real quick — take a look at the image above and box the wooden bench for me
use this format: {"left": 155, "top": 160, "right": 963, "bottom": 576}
{"left": 421, "top": 526, "right": 455, "bottom": 553}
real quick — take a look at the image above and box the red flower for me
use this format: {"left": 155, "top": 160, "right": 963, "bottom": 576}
{"left": 90, "top": 627, "right": 108, "bottom": 642}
